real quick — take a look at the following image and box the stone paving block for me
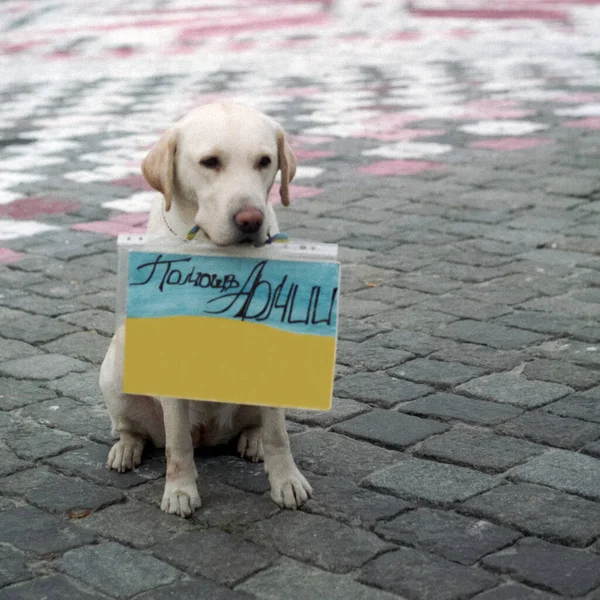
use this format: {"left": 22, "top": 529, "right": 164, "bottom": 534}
{"left": 21, "top": 398, "right": 112, "bottom": 440}
{"left": 522, "top": 294, "right": 600, "bottom": 319}
{"left": 420, "top": 296, "right": 512, "bottom": 320}
{"left": 334, "top": 372, "right": 433, "bottom": 407}
{"left": 0, "top": 338, "right": 42, "bottom": 362}
{"left": 0, "top": 312, "right": 80, "bottom": 343}
{"left": 336, "top": 340, "right": 413, "bottom": 371}
{"left": 436, "top": 320, "right": 546, "bottom": 349}
{"left": 362, "top": 457, "right": 500, "bottom": 505}
{"left": 137, "top": 580, "right": 254, "bottom": 600}
{"left": 472, "top": 583, "right": 565, "bottom": 599}
{"left": 0, "top": 293, "right": 87, "bottom": 318}
{"left": 75, "top": 499, "right": 195, "bottom": 548}
{"left": 43, "top": 331, "right": 110, "bottom": 364}
{"left": 391, "top": 273, "right": 462, "bottom": 294}
{"left": 0, "top": 575, "right": 106, "bottom": 600}
{"left": 58, "top": 542, "right": 181, "bottom": 599}
{"left": 0, "top": 545, "right": 32, "bottom": 588}
{"left": 375, "top": 508, "right": 521, "bottom": 565}
{"left": 373, "top": 329, "right": 459, "bottom": 356}
{"left": 58, "top": 309, "right": 114, "bottom": 336}
{"left": 5, "top": 423, "right": 84, "bottom": 460}
{"left": 195, "top": 454, "right": 271, "bottom": 494}
{"left": 244, "top": 511, "right": 392, "bottom": 574}
{"left": 337, "top": 317, "right": 388, "bottom": 342}
{"left": 461, "top": 483, "right": 600, "bottom": 547}
{"left": 528, "top": 339, "right": 600, "bottom": 369}
{"left": 290, "top": 430, "right": 404, "bottom": 481}
{"left": 0, "top": 446, "right": 31, "bottom": 477}
{"left": 286, "top": 396, "right": 370, "bottom": 428}
{"left": 497, "top": 310, "right": 588, "bottom": 336}
{"left": 456, "top": 373, "right": 572, "bottom": 408}
{"left": 497, "top": 410, "right": 600, "bottom": 450}
{"left": 0, "top": 377, "right": 57, "bottom": 410}
{"left": 399, "top": 392, "right": 523, "bottom": 425}
{"left": 359, "top": 547, "right": 498, "bottom": 600}
{"left": 0, "top": 353, "right": 89, "bottom": 380}
{"left": 423, "top": 262, "right": 520, "bottom": 284}
{"left": 0, "top": 505, "right": 95, "bottom": 555}
{"left": 300, "top": 473, "right": 412, "bottom": 527}
{"left": 482, "top": 537, "right": 600, "bottom": 597}
{"left": 332, "top": 408, "right": 449, "bottom": 450}
{"left": 152, "top": 529, "right": 277, "bottom": 586}
{"left": 508, "top": 450, "right": 600, "bottom": 501}
{"left": 584, "top": 440, "right": 600, "bottom": 458}
{"left": 238, "top": 559, "right": 401, "bottom": 600}
{"left": 44, "top": 442, "right": 163, "bottom": 488}
{"left": 373, "top": 307, "right": 458, "bottom": 333}
{"left": 543, "top": 392, "right": 600, "bottom": 423}
{"left": 42, "top": 370, "right": 103, "bottom": 405}
{"left": 0, "top": 465, "right": 123, "bottom": 513}
{"left": 388, "top": 358, "right": 486, "bottom": 387}
{"left": 416, "top": 428, "right": 545, "bottom": 473}
{"left": 429, "top": 344, "right": 525, "bottom": 371}
{"left": 522, "top": 358, "right": 600, "bottom": 390}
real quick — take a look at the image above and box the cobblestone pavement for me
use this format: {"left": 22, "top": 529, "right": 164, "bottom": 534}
{"left": 2, "top": 0, "right": 600, "bottom": 598}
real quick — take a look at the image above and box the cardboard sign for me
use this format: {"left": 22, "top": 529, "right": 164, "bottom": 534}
{"left": 117, "top": 235, "right": 339, "bottom": 410}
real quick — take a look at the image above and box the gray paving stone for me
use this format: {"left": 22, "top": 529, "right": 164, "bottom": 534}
{"left": 195, "top": 454, "right": 271, "bottom": 494}
{"left": 0, "top": 338, "right": 42, "bottom": 362}
{"left": 456, "top": 373, "right": 572, "bottom": 408}
{"left": 42, "top": 370, "right": 103, "bottom": 405}
{"left": 389, "top": 358, "right": 486, "bottom": 387}
{"left": 523, "top": 358, "right": 600, "bottom": 390}
{"left": 436, "top": 320, "right": 546, "bottom": 349}
{"left": 528, "top": 339, "right": 600, "bottom": 369}
{"left": 585, "top": 439, "right": 600, "bottom": 458}
{"left": 58, "top": 542, "right": 181, "bottom": 599}
{"left": 0, "top": 446, "right": 31, "bottom": 477}
{"left": 0, "top": 465, "right": 123, "bottom": 513}
{"left": 497, "top": 410, "right": 600, "bottom": 450}
{"left": 497, "top": 310, "right": 589, "bottom": 336}
{"left": 375, "top": 508, "right": 520, "bottom": 565}
{"left": 58, "top": 309, "right": 114, "bottom": 336}
{"left": 372, "top": 307, "right": 458, "bottom": 333}
{"left": 0, "top": 575, "right": 105, "bottom": 600}
{"left": 508, "top": 450, "right": 600, "bottom": 501}
{"left": 399, "top": 393, "right": 523, "bottom": 425}
{"left": 238, "top": 559, "right": 401, "bottom": 600}
{"left": 0, "top": 505, "right": 95, "bottom": 555}
{"left": 332, "top": 408, "right": 449, "bottom": 450}
{"left": 429, "top": 344, "right": 525, "bottom": 371}
{"left": 472, "top": 583, "right": 560, "bottom": 600}
{"left": 0, "top": 293, "right": 87, "bottom": 317}
{"left": 0, "top": 312, "right": 80, "bottom": 343}
{"left": 482, "top": 537, "right": 600, "bottom": 597}
{"left": 286, "top": 396, "right": 370, "bottom": 428}
{"left": 334, "top": 372, "right": 433, "bottom": 407}
{"left": 244, "top": 511, "right": 392, "bottom": 573}
{"left": 522, "top": 294, "right": 600, "bottom": 319}
{"left": 362, "top": 457, "right": 500, "bottom": 505}
{"left": 0, "top": 377, "right": 57, "bottom": 410}
{"left": 336, "top": 340, "right": 413, "bottom": 371}
{"left": 373, "top": 329, "right": 459, "bottom": 356}
{"left": 43, "top": 331, "right": 110, "bottom": 364}
{"left": 152, "top": 529, "right": 277, "bottom": 586}
{"left": 543, "top": 392, "right": 600, "bottom": 423}
{"left": 461, "top": 482, "right": 600, "bottom": 546}
{"left": 0, "top": 545, "right": 32, "bottom": 588}
{"left": 5, "top": 423, "right": 84, "bottom": 460}
{"left": 416, "top": 428, "right": 544, "bottom": 473}
{"left": 300, "top": 473, "right": 411, "bottom": 527}
{"left": 359, "top": 547, "right": 498, "bottom": 600}
{"left": 337, "top": 317, "right": 388, "bottom": 342}
{"left": 137, "top": 580, "right": 253, "bottom": 600}
{"left": 420, "top": 296, "right": 512, "bottom": 320}
{"left": 0, "top": 353, "right": 89, "bottom": 380}
{"left": 290, "top": 430, "right": 404, "bottom": 481}
{"left": 390, "top": 273, "right": 462, "bottom": 294}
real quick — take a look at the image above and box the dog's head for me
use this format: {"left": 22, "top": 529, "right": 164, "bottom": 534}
{"left": 141, "top": 102, "right": 296, "bottom": 246}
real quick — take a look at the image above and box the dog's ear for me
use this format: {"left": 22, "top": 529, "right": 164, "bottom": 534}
{"left": 142, "top": 128, "right": 178, "bottom": 212}
{"left": 276, "top": 129, "right": 297, "bottom": 207}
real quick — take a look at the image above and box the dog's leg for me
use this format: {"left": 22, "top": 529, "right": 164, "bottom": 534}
{"left": 261, "top": 407, "right": 312, "bottom": 509}
{"left": 160, "top": 398, "right": 201, "bottom": 518}
{"left": 237, "top": 425, "right": 264, "bottom": 462}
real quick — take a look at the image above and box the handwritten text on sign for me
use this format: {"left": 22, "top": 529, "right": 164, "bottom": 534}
{"left": 123, "top": 251, "right": 340, "bottom": 410}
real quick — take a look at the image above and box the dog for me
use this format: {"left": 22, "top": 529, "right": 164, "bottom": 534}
{"left": 100, "top": 103, "right": 312, "bottom": 517}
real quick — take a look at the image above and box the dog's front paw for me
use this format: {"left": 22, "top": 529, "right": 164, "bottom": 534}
{"left": 107, "top": 438, "right": 143, "bottom": 473}
{"left": 269, "top": 467, "right": 313, "bottom": 510}
{"left": 237, "top": 427, "right": 264, "bottom": 463}
{"left": 161, "top": 481, "right": 202, "bottom": 518}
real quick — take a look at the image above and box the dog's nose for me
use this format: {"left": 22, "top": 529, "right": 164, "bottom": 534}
{"left": 234, "top": 207, "right": 263, "bottom": 234}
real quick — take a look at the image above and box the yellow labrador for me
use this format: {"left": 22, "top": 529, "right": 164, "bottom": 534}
{"left": 99, "top": 103, "right": 312, "bottom": 517}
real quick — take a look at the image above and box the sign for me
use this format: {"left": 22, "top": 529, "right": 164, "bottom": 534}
{"left": 118, "top": 236, "right": 339, "bottom": 410}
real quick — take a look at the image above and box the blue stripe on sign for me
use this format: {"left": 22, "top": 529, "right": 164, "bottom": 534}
{"left": 126, "top": 251, "right": 339, "bottom": 338}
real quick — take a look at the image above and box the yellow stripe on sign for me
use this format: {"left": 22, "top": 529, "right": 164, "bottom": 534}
{"left": 123, "top": 315, "right": 335, "bottom": 410}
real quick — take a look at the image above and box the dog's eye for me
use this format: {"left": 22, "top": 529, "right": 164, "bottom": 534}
{"left": 257, "top": 156, "right": 272, "bottom": 169}
{"left": 200, "top": 156, "right": 221, "bottom": 170}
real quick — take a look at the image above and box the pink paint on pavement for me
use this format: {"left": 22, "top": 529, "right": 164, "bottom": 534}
{"left": 470, "top": 137, "right": 553, "bottom": 150}
{"left": 112, "top": 175, "right": 153, "bottom": 190}
{"left": 0, "top": 198, "right": 81, "bottom": 219}
{"left": 294, "top": 149, "right": 336, "bottom": 160}
{"left": 0, "top": 248, "right": 24, "bottom": 264}
{"left": 356, "top": 129, "right": 446, "bottom": 142}
{"left": 358, "top": 160, "right": 444, "bottom": 176}
{"left": 72, "top": 212, "right": 149, "bottom": 236}
{"left": 269, "top": 184, "right": 323, "bottom": 203}
{"left": 462, "top": 99, "right": 535, "bottom": 120}
{"left": 563, "top": 117, "right": 600, "bottom": 129}
{"left": 389, "top": 31, "right": 421, "bottom": 41}
{"left": 409, "top": 7, "right": 567, "bottom": 21}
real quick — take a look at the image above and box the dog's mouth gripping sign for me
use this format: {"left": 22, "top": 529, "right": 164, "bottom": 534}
{"left": 117, "top": 235, "right": 340, "bottom": 411}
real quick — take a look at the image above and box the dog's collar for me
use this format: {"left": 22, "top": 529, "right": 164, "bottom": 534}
{"left": 161, "top": 205, "right": 182, "bottom": 238}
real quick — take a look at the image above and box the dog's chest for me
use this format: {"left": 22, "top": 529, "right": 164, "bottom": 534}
{"left": 189, "top": 402, "right": 240, "bottom": 447}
